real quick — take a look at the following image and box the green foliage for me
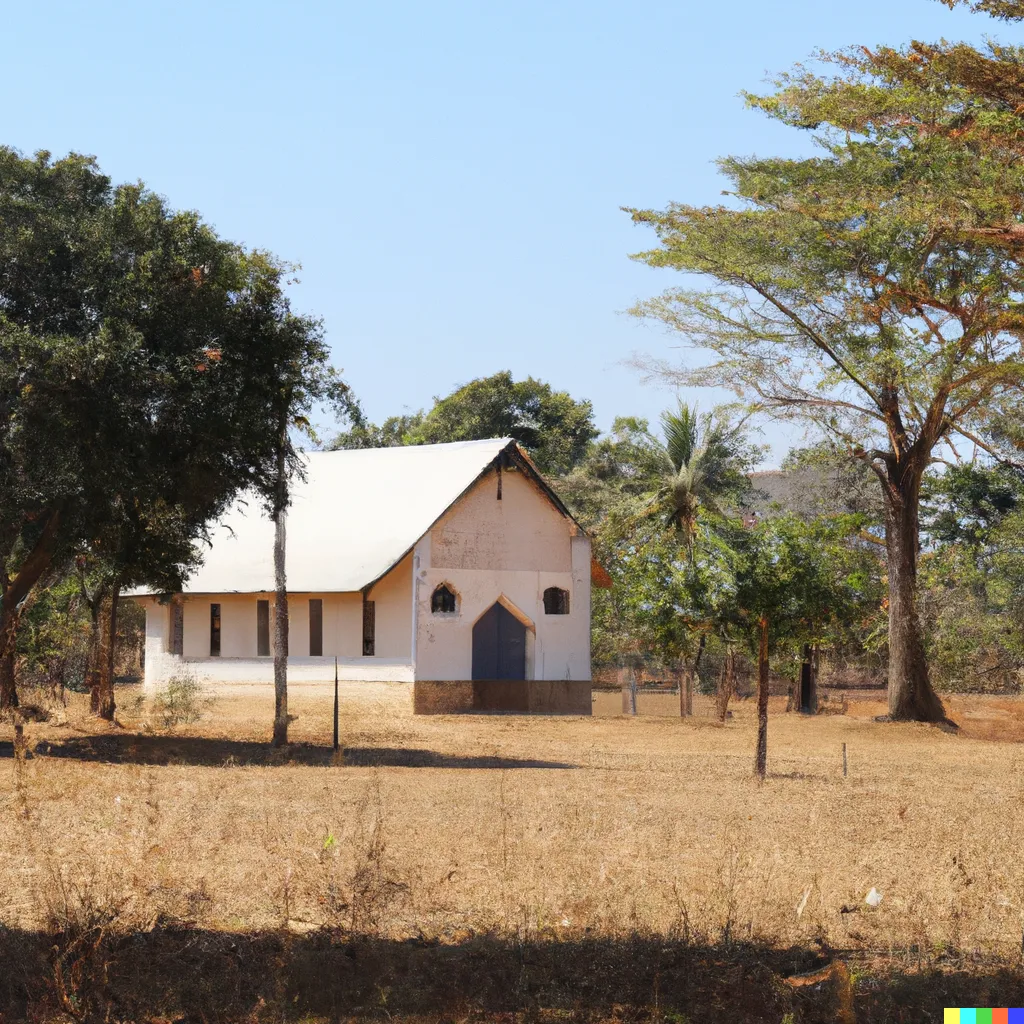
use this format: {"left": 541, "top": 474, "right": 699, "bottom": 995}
{"left": 623, "top": 1, "right": 1024, "bottom": 718}
{"left": 728, "top": 514, "right": 875, "bottom": 661}
{"left": 0, "top": 146, "right": 355, "bottom": 586}
{"left": 583, "top": 405, "right": 760, "bottom": 669}
{"left": 0, "top": 147, "right": 357, "bottom": 707}
{"left": 152, "top": 671, "right": 214, "bottom": 731}
{"left": 15, "top": 573, "right": 92, "bottom": 690}
{"left": 558, "top": 416, "right": 666, "bottom": 528}
{"left": 334, "top": 414, "right": 425, "bottom": 450}
{"left": 919, "top": 465, "right": 1024, "bottom": 691}
{"left": 922, "top": 463, "right": 1022, "bottom": 551}
{"left": 332, "top": 371, "right": 597, "bottom": 476}
{"left": 942, "top": 0, "right": 1024, "bottom": 23}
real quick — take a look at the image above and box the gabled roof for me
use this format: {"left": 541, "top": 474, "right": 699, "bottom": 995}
{"left": 132, "top": 438, "right": 580, "bottom": 596}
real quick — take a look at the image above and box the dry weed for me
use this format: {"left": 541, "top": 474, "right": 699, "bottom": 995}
{"left": 4, "top": 681, "right": 1024, "bottom": 958}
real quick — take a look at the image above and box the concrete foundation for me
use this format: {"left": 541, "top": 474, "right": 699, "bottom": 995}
{"left": 413, "top": 679, "right": 592, "bottom": 715}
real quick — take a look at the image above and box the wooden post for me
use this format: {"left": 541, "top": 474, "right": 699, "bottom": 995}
{"left": 799, "top": 644, "right": 812, "bottom": 713}
{"left": 621, "top": 668, "right": 637, "bottom": 716}
{"left": 679, "top": 668, "right": 693, "bottom": 718}
{"left": 811, "top": 645, "right": 820, "bottom": 713}
{"left": 842, "top": 742, "right": 848, "bottom": 778}
{"left": 755, "top": 618, "right": 769, "bottom": 780}
{"left": 333, "top": 656, "right": 339, "bottom": 752}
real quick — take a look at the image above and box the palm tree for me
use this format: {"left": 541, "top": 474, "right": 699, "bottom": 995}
{"left": 637, "top": 402, "right": 754, "bottom": 714}
{"left": 649, "top": 403, "right": 753, "bottom": 559}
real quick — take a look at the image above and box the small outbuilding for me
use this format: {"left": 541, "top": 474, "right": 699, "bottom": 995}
{"left": 131, "top": 438, "right": 599, "bottom": 714}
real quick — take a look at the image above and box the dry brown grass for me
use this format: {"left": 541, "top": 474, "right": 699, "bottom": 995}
{"left": 4, "top": 682, "right": 1024, "bottom": 1020}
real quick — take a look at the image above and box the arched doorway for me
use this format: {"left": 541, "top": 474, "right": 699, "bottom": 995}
{"left": 472, "top": 602, "right": 527, "bottom": 680}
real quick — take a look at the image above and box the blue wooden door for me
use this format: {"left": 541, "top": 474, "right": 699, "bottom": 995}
{"left": 472, "top": 603, "right": 526, "bottom": 680}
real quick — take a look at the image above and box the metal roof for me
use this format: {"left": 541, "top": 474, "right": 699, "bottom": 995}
{"left": 131, "top": 438, "right": 525, "bottom": 596}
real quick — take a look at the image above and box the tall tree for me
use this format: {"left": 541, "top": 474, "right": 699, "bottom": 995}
{"left": 0, "top": 148, "right": 354, "bottom": 713}
{"left": 267, "top": 328, "right": 357, "bottom": 748}
{"left": 626, "top": 4, "right": 1024, "bottom": 721}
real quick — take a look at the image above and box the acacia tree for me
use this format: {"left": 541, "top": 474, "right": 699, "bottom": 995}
{"left": 626, "top": 4, "right": 1024, "bottom": 721}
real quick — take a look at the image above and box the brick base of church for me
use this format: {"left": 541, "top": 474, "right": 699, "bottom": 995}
{"left": 413, "top": 679, "right": 592, "bottom": 715}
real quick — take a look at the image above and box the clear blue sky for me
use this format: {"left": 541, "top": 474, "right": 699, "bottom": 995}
{"left": 4, "top": 0, "right": 993, "bottom": 463}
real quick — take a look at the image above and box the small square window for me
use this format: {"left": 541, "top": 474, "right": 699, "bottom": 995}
{"left": 543, "top": 587, "right": 569, "bottom": 615}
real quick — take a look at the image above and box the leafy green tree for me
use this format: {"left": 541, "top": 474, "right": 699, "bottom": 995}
{"left": 333, "top": 371, "right": 598, "bottom": 476}
{"left": 333, "top": 413, "right": 422, "bottom": 450}
{"left": 923, "top": 463, "right": 1022, "bottom": 555}
{"left": 559, "top": 416, "right": 666, "bottom": 528}
{"left": 626, "top": 3, "right": 1024, "bottom": 722}
{"left": 728, "top": 515, "right": 866, "bottom": 778}
{"left": 0, "top": 148, "right": 355, "bottom": 716}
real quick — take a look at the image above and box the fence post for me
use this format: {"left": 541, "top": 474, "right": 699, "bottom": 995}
{"left": 333, "top": 656, "right": 339, "bottom": 752}
{"left": 621, "top": 668, "right": 638, "bottom": 716}
{"left": 679, "top": 668, "right": 693, "bottom": 718}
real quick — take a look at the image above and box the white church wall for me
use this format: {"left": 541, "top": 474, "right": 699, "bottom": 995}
{"left": 430, "top": 467, "right": 572, "bottom": 573}
{"left": 137, "top": 582, "right": 414, "bottom": 687}
{"left": 366, "top": 553, "right": 412, "bottom": 659}
{"left": 413, "top": 467, "right": 591, "bottom": 682}
{"left": 133, "top": 461, "right": 591, "bottom": 690}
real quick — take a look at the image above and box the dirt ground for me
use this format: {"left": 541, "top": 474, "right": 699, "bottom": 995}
{"left": 3, "top": 682, "right": 1024, "bottom": 1020}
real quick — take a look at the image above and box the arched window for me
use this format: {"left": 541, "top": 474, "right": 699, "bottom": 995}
{"left": 431, "top": 583, "right": 458, "bottom": 614}
{"left": 543, "top": 587, "right": 570, "bottom": 615}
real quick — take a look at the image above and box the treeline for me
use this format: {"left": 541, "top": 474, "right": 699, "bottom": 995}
{"left": 336, "top": 372, "right": 1024, "bottom": 716}
{"left": 6, "top": 0, "right": 1024, "bottom": 741}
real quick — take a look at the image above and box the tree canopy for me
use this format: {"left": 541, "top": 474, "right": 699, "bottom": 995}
{"left": 625, "top": 0, "right": 1024, "bottom": 722}
{"left": 332, "top": 371, "right": 598, "bottom": 476}
{"left": 0, "top": 148, "right": 353, "bottom": 712}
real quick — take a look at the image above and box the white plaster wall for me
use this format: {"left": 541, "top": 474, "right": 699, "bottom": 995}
{"left": 141, "top": 597, "right": 182, "bottom": 688}
{"left": 152, "top": 657, "right": 413, "bottom": 684}
{"left": 136, "top": 582, "right": 413, "bottom": 687}
{"left": 431, "top": 468, "right": 572, "bottom": 572}
{"left": 413, "top": 471, "right": 591, "bottom": 682}
{"left": 366, "top": 553, "right": 412, "bottom": 659}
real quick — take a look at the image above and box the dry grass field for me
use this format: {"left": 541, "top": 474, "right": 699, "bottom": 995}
{"left": 3, "top": 682, "right": 1024, "bottom": 1022}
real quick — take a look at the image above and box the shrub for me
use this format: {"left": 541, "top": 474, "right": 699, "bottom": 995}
{"left": 152, "top": 671, "right": 214, "bottom": 730}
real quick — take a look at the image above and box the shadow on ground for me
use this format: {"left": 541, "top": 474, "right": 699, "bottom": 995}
{"left": 0, "top": 733, "right": 575, "bottom": 769}
{"left": 1, "top": 926, "right": 1021, "bottom": 1023}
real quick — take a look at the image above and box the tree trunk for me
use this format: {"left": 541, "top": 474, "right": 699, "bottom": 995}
{"left": 679, "top": 668, "right": 693, "bottom": 718}
{"left": 0, "top": 605, "right": 18, "bottom": 710}
{"left": 0, "top": 509, "right": 63, "bottom": 710}
{"left": 272, "top": 434, "right": 289, "bottom": 748}
{"left": 693, "top": 632, "right": 706, "bottom": 676}
{"left": 97, "top": 585, "right": 119, "bottom": 721}
{"left": 884, "top": 474, "right": 946, "bottom": 722}
{"left": 84, "top": 589, "right": 104, "bottom": 714}
{"left": 679, "top": 632, "right": 706, "bottom": 718}
{"left": 754, "top": 618, "right": 769, "bottom": 780}
{"left": 716, "top": 645, "right": 735, "bottom": 723}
